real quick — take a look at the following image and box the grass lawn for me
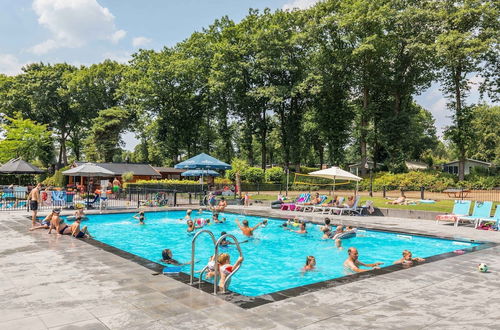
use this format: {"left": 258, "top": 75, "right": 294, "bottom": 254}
{"left": 250, "top": 193, "right": 500, "bottom": 215}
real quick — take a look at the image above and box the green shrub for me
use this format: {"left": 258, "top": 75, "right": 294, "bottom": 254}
{"left": 225, "top": 169, "right": 236, "bottom": 182}
{"left": 265, "top": 167, "right": 284, "bottom": 183}
{"left": 358, "top": 171, "right": 456, "bottom": 192}
{"left": 244, "top": 167, "right": 264, "bottom": 183}
{"left": 299, "top": 166, "right": 320, "bottom": 174}
{"left": 42, "top": 166, "right": 69, "bottom": 187}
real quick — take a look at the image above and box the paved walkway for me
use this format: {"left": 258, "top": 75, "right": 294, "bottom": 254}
{"left": 1, "top": 207, "right": 499, "bottom": 329}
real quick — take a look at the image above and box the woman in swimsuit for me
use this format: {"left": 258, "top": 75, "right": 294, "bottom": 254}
{"left": 302, "top": 256, "right": 316, "bottom": 272}
{"left": 48, "top": 209, "right": 71, "bottom": 235}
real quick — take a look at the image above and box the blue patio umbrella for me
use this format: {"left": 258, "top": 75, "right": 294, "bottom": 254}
{"left": 181, "top": 170, "right": 220, "bottom": 177}
{"left": 175, "top": 153, "right": 231, "bottom": 194}
{"left": 174, "top": 153, "right": 231, "bottom": 170}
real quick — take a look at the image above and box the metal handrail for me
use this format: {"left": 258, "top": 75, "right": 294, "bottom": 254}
{"left": 190, "top": 230, "right": 216, "bottom": 285}
{"left": 213, "top": 233, "right": 244, "bottom": 295}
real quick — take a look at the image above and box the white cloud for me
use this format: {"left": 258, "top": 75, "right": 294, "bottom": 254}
{"left": 0, "top": 54, "right": 26, "bottom": 76}
{"left": 283, "top": 0, "right": 321, "bottom": 11}
{"left": 132, "top": 36, "right": 152, "bottom": 48}
{"left": 30, "top": 0, "right": 126, "bottom": 54}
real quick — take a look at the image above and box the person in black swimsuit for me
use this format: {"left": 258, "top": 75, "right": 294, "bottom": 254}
{"left": 48, "top": 209, "right": 71, "bottom": 235}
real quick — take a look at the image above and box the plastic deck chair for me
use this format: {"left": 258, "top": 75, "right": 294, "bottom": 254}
{"left": 435, "top": 200, "right": 471, "bottom": 225}
{"left": 458, "top": 201, "right": 493, "bottom": 228}
{"left": 475, "top": 204, "right": 500, "bottom": 229}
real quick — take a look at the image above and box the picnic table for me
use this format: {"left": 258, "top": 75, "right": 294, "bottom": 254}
{"left": 443, "top": 189, "right": 471, "bottom": 198}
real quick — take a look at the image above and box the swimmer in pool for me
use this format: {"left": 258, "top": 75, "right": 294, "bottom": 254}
{"left": 302, "top": 256, "right": 316, "bottom": 272}
{"left": 235, "top": 219, "right": 264, "bottom": 237}
{"left": 261, "top": 219, "right": 268, "bottom": 227}
{"left": 182, "top": 209, "right": 193, "bottom": 221}
{"left": 343, "top": 247, "right": 383, "bottom": 273}
{"left": 393, "top": 250, "right": 425, "bottom": 266}
{"left": 331, "top": 225, "right": 344, "bottom": 240}
{"left": 286, "top": 222, "right": 307, "bottom": 234}
{"left": 160, "top": 249, "right": 193, "bottom": 266}
{"left": 219, "top": 231, "right": 248, "bottom": 247}
{"left": 187, "top": 220, "right": 202, "bottom": 232}
{"left": 197, "top": 208, "right": 203, "bottom": 215}
{"left": 133, "top": 211, "right": 145, "bottom": 225}
{"left": 217, "top": 253, "right": 243, "bottom": 292}
{"left": 320, "top": 218, "right": 333, "bottom": 239}
{"left": 212, "top": 213, "right": 224, "bottom": 223}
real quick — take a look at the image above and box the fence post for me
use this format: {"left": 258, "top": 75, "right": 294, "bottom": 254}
{"left": 189, "top": 193, "right": 192, "bottom": 205}
{"left": 257, "top": 183, "right": 260, "bottom": 195}
{"left": 420, "top": 186, "right": 425, "bottom": 200}
{"left": 136, "top": 187, "right": 140, "bottom": 209}
{"left": 382, "top": 186, "right": 386, "bottom": 198}
{"left": 173, "top": 191, "right": 177, "bottom": 206}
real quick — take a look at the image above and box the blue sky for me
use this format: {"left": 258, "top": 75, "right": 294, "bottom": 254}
{"left": 0, "top": 0, "right": 492, "bottom": 150}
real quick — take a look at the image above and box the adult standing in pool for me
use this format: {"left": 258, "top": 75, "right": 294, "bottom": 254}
{"left": 27, "top": 183, "right": 42, "bottom": 228}
{"left": 235, "top": 219, "right": 263, "bottom": 237}
{"left": 343, "top": 247, "right": 383, "bottom": 273}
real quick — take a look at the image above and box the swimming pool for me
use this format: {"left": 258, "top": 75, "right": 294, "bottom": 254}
{"left": 70, "top": 211, "right": 481, "bottom": 297}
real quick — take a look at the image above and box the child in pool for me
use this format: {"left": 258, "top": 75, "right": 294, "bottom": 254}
{"left": 182, "top": 209, "right": 192, "bottom": 221}
{"left": 217, "top": 253, "right": 243, "bottom": 292}
{"left": 286, "top": 222, "right": 307, "bottom": 234}
{"left": 320, "top": 218, "right": 333, "bottom": 239}
{"left": 302, "top": 256, "right": 316, "bottom": 272}
{"left": 133, "top": 211, "right": 145, "bottom": 225}
{"left": 187, "top": 220, "right": 202, "bottom": 232}
{"left": 393, "top": 250, "right": 425, "bottom": 266}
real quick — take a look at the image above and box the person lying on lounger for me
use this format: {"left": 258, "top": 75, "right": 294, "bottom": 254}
{"left": 302, "top": 193, "right": 322, "bottom": 205}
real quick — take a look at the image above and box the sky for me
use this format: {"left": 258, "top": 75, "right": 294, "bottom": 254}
{"left": 0, "top": 0, "right": 493, "bottom": 151}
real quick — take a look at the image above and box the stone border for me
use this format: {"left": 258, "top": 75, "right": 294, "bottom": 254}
{"left": 64, "top": 209, "right": 497, "bottom": 309}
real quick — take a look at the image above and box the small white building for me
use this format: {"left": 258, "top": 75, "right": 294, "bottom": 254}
{"left": 348, "top": 160, "right": 429, "bottom": 174}
{"left": 442, "top": 158, "right": 492, "bottom": 175}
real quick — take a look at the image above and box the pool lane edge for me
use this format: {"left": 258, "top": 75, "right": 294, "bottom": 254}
{"left": 71, "top": 213, "right": 497, "bottom": 310}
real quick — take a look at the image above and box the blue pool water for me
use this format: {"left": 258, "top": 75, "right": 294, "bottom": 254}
{"left": 67, "top": 211, "right": 479, "bottom": 296}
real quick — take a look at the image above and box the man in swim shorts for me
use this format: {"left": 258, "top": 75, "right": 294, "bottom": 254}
{"left": 343, "top": 247, "right": 383, "bottom": 273}
{"left": 112, "top": 177, "right": 121, "bottom": 198}
{"left": 28, "top": 183, "right": 42, "bottom": 228}
{"left": 30, "top": 209, "right": 56, "bottom": 231}
{"left": 235, "top": 219, "right": 263, "bottom": 237}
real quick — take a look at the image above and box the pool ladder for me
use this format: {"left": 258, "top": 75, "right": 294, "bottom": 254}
{"left": 190, "top": 230, "right": 244, "bottom": 295}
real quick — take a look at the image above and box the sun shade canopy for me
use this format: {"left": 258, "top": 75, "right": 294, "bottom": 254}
{"left": 174, "top": 153, "right": 231, "bottom": 170}
{"left": 308, "top": 167, "right": 362, "bottom": 182}
{"left": 0, "top": 158, "right": 44, "bottom": 174}
{"left": 62, "top": 163, "right": 115, "bottom": 177}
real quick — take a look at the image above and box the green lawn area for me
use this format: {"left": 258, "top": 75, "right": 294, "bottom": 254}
{"left": 250, "top": 193, "right": 499, "bottom": 214}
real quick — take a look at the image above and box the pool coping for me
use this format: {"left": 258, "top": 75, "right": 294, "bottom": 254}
{"left": 51, "top": 210, "right": 498, "bottom": 309}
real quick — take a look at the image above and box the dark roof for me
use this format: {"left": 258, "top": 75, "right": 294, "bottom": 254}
{"left": 443, "top": 159, "right": 492, "bottom": 166}
{"left": 153, "top": 167, "right": 186, "bottom": 174}
{"left": 75, "top": 162, "right": 161, "bottom": 177}
{"left": 0, "top": 158, "right": 44, "bottom": 174}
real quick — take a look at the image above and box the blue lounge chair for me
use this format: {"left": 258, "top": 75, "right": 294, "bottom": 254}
{"left": 435, "top": 200, "right": 471, "bottom": 225}
{"left": 84, "top": 194, "right": 100, "bottom": 209}
{"left": 475, "top": 205, "right": 500, "bottom": 229}
{"left": 458, "top": 201, "right": 493, "bottom": 228}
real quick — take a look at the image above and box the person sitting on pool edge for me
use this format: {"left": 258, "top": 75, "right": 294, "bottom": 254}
{"left": 160, "top": 249, "right": 193, "bottom": 266}
{"left": 133, "top": 211, "right": 145, "bottom": 225}
{"left": 29, "top": 209, "right": 57, "bottom": 231}
{"left": 235, "top": 219, "right": 264, "bottom": 237}
{"left": 70, "top": 217, "right": 91, "bottom": 238}
{"left": 302, "top": 256, "right": 316, "bottom": 272}
{"left": 344, "top": 247, "right": 383, "bottom": 273}
{"left": 217, "top": 253, "right": 243, "bottom": 292}
{"left": 393, "top": 250, "right": 425, "bottom": 266}
{"left": 215, "top": 197, "right": 227, "bottom": 212}
{"left": 48, "top": 209, "right": 72, "bottom": 235}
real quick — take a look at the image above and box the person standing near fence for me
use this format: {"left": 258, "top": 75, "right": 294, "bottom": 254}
{"left": 112, "top": 177, "right": 121, "bottom": 199}
{"left": 27, "top": 183, "right": 41, "bottom": 228}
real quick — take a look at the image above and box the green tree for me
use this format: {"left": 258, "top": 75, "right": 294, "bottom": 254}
{"left": 466, "top": 105, "right": 500, "bottom": 165}
{"left": 84, "top": 107, "right": 130, "bottom": 162}
{"left": 436, "top": 0, "right": 498, "bottom": 180}
{"left": 0, "top": 112, "right": 54, "bottom": 165}
{"left": 231, "top": 158, "right": 247, "bottom": 198}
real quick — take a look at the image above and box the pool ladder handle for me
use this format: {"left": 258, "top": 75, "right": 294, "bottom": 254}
{"left": 189, "top": 230, "right": 244, "bottom": 295}
{"left": 190, "top": 230, "right": 216, "bottom": 286}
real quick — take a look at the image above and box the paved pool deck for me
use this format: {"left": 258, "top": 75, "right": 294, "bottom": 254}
{"left": 1, "top": 206, "right": 500, "bottom": 329}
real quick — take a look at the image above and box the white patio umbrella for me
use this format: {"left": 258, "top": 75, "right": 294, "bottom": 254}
{"left": 308, "top": 167, "right": 362, "bottom": 194}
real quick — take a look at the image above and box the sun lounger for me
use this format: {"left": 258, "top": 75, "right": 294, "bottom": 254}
{"left": 281, "top": 193, "right": 310, "bottom": 211}
{"left": 435, "top": 200, "right": 471, "bottom": 225}
{"left": 475, "top": 204, "right": 500, "bottom": 229}
{"left": 313, "top": 197, "right": 344, "bottom": 214}
{"left": 52, "top": 190, "right": 66, "bottom": 207}
{"left": 329, "top": 196, "right": 362, "bottom": 215}
{"left": 298, "top": 195, "right": 328, "bottom": 212}
{"left": 458, "top": 201, "right": 493, "bottom": 228}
